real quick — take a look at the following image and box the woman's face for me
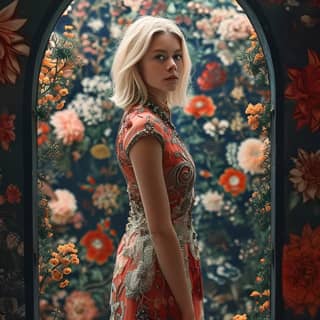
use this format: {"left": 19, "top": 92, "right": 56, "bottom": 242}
{"left": 138, "top": 32, "right": 183, "bottom": 101}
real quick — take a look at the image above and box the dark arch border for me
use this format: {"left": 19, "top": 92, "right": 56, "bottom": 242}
{"left": 24, "top": 1, "right": 284, "bottom": 318}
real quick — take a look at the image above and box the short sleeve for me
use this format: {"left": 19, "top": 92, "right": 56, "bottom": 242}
{"left": 123, "top": 113, "right": 165, "bottom": 158}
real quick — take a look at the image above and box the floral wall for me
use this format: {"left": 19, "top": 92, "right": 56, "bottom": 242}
{"left": 0, "top": 0, "right": 319, "bottom": 320}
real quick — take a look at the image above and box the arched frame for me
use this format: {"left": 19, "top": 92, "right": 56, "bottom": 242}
{"left": 23, "top": 0, "right": 285, "bottom": 318}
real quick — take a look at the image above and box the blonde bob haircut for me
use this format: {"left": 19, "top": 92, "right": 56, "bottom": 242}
{"left": 110, "top": 15, "right": 192, "bottom": 110}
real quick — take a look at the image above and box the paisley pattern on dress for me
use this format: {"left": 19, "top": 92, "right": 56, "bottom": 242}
{"left": 109, "top": 104, "right": 204, "bottom": 319}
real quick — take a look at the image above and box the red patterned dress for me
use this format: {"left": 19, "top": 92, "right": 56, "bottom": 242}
{"left": 109, "top": 103, "right": 204, "bottom": 320}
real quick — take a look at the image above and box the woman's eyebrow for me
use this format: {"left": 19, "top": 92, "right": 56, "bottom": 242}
{"left": 151, "top": 48, "right": 182, "bottom": 53}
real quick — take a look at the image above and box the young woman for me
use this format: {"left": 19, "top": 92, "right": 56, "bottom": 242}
{"left": 109, "top": 16, "right": 204, "bottom": 320}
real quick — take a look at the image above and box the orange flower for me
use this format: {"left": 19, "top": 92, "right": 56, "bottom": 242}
{"left": 5, "top": 184, "right": 21, "bottom": 204}
{"left": 184, "top": 95, "right": 216, "bottom": 119}
{"left": 199, "top": 169, "right": 212, "bottom": 178}
{"left": 0, "top": 0, "right": 30, "bottom": 84}
{"left": 51, "top": 269, "right": 63, "bottom": 281}
{"left": 247, "top": 114, "right": 259, "bottom": 130}
{"left": 59, "top": 279, "right": 70, "bottom": 288}
{"left": 218, "top": 168, "right": 246, "bottom": 196}
{"left": 80, "top": 227, "right": 114, "bottom": 265}
{"left": 232, "top": 314, "right": 247, "bottom": 320}
{"left": 285, "top": 49, "right": 320, "bottom": 132}
{"left": 37, "top": 121, "right": 50, "bottom": 145}
{"left": 282, "top": 224, "right": 320, "bottom": 318}
{"left": 245, "top": 103, "right": 265, "bottom": 115}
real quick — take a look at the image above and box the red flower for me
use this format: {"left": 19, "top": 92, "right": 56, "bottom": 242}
{"left": 37, "top": 121, "right": 50, "bottom": 145}
{"left": 0, "top": 0, "right": 30, "bottom": 84}
{"left": 0, "top": 113, "right": 15, "bottom": 150}
{"left": 285, "top": 50, "right": 320, "bottom": 132}
{"left": 218, "top": 168, "right": 246, "bottom": 196}
{"left": 197, "top": 61, "right": 227, "bottom": 91}
{"left": 5, "top": 184, "right": 21, "bottom": 204}
{"left": 282, "top": 224, "right": 320, "bottom": 318}
{"left": 80, "top": 225, "right": 114, "bottom": 265}
{"left": 184, "top": 95, "right": 216, "bottom": 119}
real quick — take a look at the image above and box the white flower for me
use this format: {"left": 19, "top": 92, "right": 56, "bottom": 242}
{"left": 217, "top": 49, "right": 234, "bottom": 66}
{"left": 87, "top": 18, "right": 104, "bottom": 32}
{"left": 237, "top": 138, "right": 265, "bottom": 174}
{"left": 68, "top": 93, "right": 104, "bottom": 125}
{"left": 202, "top": 190, "right": 224, "bottom": 212}
{"left": 104, "top": 128, "right": 112, "bottom": 137}
{"left": 203, "top": 118, "right": 229, "bottom": 137}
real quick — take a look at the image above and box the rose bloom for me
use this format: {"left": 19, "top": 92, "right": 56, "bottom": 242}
{"left": 64, "top": 290, "right": 99, "bottom": 320}
{"left": 237, "top": 138, "right": 265, "bottom": 174}
{"left": 184, "top": 95, "right": 216, "bottom": 119}
{"left": 80, "top": 226, "right": 114, "bottom": 265}
{"left": 0, "top": 113, "right": 16, "bottom": 151}
{"left": 217, "top": 14, "right": 254, "bottom": 40}
{"left": 197, "top": 61, "right": 227, "bottom": 91}
{"left": 0, "top": 0, "right": 30, "bottom": 84}
{"left": 202, "top": 190, "right": 224, "bottom": 212}
{"left": 282, "top": 224, "right": 320, "bottom": 318}
{"left": 50, "top": 109, "right": 85, "bottom": 145}
{"left": 48, "top": 189, "right": 77, "bottom": 225}
{"left": 285, "top": 50, "right": 320, "bottom": 132}
{"left": 289, "top": 149, "right": 320, "bottom": 202}
{"left": 218, "top": 168, "right": 247, "bottom": 196}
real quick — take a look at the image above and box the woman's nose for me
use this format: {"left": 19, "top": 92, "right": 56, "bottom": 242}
{"left": 167, "top": 57, "right": 177, "bottom": 70}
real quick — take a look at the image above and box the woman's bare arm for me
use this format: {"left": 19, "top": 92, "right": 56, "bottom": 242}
{"left": 129, "top": 135, "right": 195, "bottom": 319}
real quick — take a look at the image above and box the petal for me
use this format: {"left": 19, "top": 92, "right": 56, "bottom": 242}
{"left": 0, "top": 0, "right": 18, "bottom": 22}
{"left": 0, "top": 18, "right": 27, "bottom": 31}
{"left": 12, "top": 43, "right": 29, "bottom": 56}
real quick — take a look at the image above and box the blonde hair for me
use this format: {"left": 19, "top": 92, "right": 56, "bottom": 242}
{"left": 110, "top": 16, "right": 192, "bottom": 109}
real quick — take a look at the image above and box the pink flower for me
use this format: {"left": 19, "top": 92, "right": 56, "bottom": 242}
{"left": 50, "top": 109, "right": 85, "bottom": 145}
{"left": 202, "top": 190, "right": 224, "bottom": 212}
{"left": 237, "top": 138, "right": 265, "bottom": 174}
{"left": 64, "top": 290, "right": 99, "bottom": 320}
{"left": 92, "top": 184, "right": 120, "bottom": 213}
{"left": 217, "top": 14, "right": 254, "bottom": 41}
{"left": 124, "top": 0, "right": 144, "bottom": 11}
{"left": 0, "top": 0, "right": 30, "bottom": 84}
{"left": 48, "top": 189, "right": 77, "bottom": 225}
{"left": 289, "top": 149, "right": 320, "bottom": 202}
{"left": 0, "top": 113, "right": 15, "bottom": 150}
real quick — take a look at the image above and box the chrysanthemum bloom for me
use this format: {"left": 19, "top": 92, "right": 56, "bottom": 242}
{"left": 285, "top": 50, "right": 320, "bottom": 132}
{"left": 92, "top": 184, "right": 120, "bottom": 212}
{"left": 80, "top": 225, "right": 114, "bottom": 265}
{"left": 282, "top": 224, "right": 320, "bottom": 318}
{"left": 50, "top": 109, "right": 85, "bottom": 145}
{"left": 237, "top": 138, "right": 265, "bottom": 174}
{"left": 289, "top": 149, "right": 320, "bottom": 202}
{"left": 202, "top": 190, "right": 224, "bottom": 212}
{"left": 184, "top": 95, "right": 216, "bottom": 119}
{"left": 218, "top": 168, "right": 246, "bottom": 196}
{"left": 0, "top": 113, "right": 16, "bottom": 151}
{"left": 64, "top": 290, "right": 99, "bottom": 320}
{"left": 5, "top": 184, "right": 21, "bottom": 204}
{"left": 48, "top": 189, "right": 77, "bottom": 225}
{"left": 0, "top": 0, "right": 30, "bottom": 84}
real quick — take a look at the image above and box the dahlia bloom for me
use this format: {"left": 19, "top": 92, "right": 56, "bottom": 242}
{"left": 50, "top": 109, "right": 85, "bottom": 145}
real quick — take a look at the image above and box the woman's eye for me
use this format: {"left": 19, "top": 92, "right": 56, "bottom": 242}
{"left": 174, "top": 54, "right": 183, "bottom": 61}
{"left": 155, "top": 55, "right": 166, "bottom": 61}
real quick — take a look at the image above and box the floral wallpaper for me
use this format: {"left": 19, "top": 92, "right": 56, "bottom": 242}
{"left": 0, "top": 0, "right": 29, "bottom": 318}
{"left": 0, "top": 0, "right": 319, "bottom": 319}
{"left": 36, "top": 1, "right": 272, "bottom": 320}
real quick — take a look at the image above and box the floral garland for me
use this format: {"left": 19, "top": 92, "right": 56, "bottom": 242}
{"left": 233, "top": 31, "right": 272, "bottom": 320}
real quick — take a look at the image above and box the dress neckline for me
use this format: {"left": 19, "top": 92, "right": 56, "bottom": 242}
{"left": 144, "top": 101, "right": 175, "bottom": 130}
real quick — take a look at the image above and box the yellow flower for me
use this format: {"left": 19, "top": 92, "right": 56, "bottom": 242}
{"left": 90, "top": 144, "right": 111, "bottom": 160}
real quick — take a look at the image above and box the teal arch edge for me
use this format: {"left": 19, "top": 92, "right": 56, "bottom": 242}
{"left": 23, "top": 1, "right": 284, "bottom": 318}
